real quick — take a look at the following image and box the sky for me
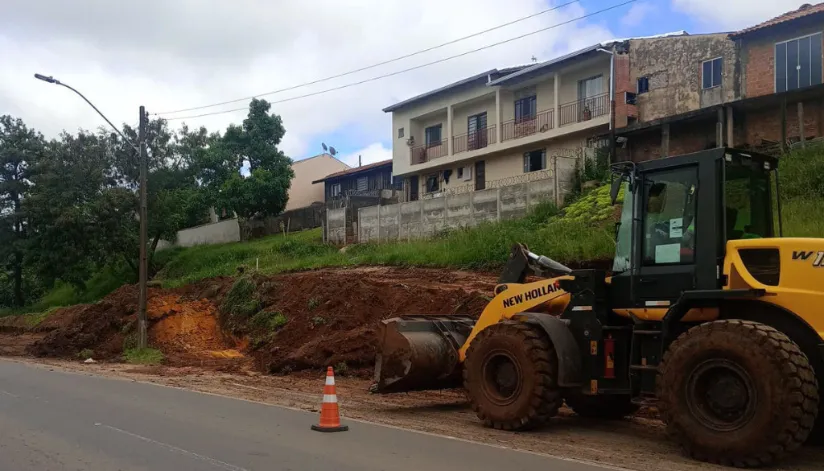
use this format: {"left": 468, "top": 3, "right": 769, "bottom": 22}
{"left": 0, "top": 0, "right": 810, "bottom": 168}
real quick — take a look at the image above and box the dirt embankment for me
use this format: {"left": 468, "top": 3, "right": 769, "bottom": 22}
{"left": 17, "top": 267, "right": 497, "bottom": 375}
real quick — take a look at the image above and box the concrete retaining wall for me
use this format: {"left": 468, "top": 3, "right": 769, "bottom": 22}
{"left": 175, "top": 218, "right": 241, "bottom": 247}
{"left": 358, "top": 177, "right": 561, "bottom": 243}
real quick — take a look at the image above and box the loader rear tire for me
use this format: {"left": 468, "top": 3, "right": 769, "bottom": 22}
{"left": 658, "top": 320, "right": 819, "bottom": 468}
{"left": 463, "top": 321, "right": 561, "bottom": 430}
{"left": 565, "top": 394, "right": 639, "bottom": 420}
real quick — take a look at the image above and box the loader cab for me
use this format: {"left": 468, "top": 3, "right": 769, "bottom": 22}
{"left": 609, "top": 148, "right": 778, "bottom": 309}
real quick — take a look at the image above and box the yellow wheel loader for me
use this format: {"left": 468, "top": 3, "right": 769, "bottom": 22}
{"left": 373, "top": 148, "right": 824, "bottom": 468}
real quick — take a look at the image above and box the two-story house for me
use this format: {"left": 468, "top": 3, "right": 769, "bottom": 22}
{"left": 383, "top": 45, "right": 617, "bottom": 202}
{"left": 614, "top": 4, "right": 824, "bottom": 161}
{"left": 286, "top": 153, "right": 350, "bottom": 210}
{"left": 730, "top": 3, "right": 824, "bottom": 150}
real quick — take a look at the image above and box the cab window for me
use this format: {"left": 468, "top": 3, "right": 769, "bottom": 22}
{"left": 642, "top": 167, "right": 698, "bottom": 265}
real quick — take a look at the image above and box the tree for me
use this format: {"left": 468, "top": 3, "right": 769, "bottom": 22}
{"left": 0, "top": 116, "right": 43, "bottom": 306}
{"left": 217, "top": 99, "right": 294, "bottom": 218}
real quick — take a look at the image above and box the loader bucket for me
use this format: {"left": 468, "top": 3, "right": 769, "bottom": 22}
{"left": 372, "top": 315, "right": 476, "bottom": 393}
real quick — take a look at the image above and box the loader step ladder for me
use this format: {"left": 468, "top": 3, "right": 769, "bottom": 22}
{"left": 629, "top": 325, "right": 662, "bottom": 396}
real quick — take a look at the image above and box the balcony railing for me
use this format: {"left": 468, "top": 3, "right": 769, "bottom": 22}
{"left": 453, "top": 126, "right": 497, "bottom": 154}
{"left": 501, "top": 109, "right": 554, "bottom": 142}
{"left": 559, "top": 93, "right": 609, "bottom": 127}
{"left": 410, "top": 141, "right": 448, "bottom": 165}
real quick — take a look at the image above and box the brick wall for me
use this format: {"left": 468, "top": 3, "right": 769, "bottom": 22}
{"left": 740, "top": 22, "right": 824, "bottom": 98}
{"left": 744, "top": 100, "right": 824, "bottom": 144}
{"left": 614, "top": 53, "right": 636, "bottom": 129}
{"left": 628, "top": 119, "right": 718, "bottom": 162}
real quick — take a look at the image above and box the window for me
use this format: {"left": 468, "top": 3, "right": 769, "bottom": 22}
{"left": 776, "top": 33, "right": 823, "bottom": 92}
{"left": 724, "top": 160, "right": 773, "bottom": 240}
{"left": 456, "top": 166, "right": 472, "bottom": 181}
{"left": 641, "top": 167, "right": 698, "bottom": 265}
{"left": 514, "top": 96, "right": 537, "bottom": 123}
{"left": 425, "top": 173, "right": 439, "bottom": 193}
{"left": 425, "top": 124, "right": 442, "bottom": 147}
{"left": 578, "top": 75, "right": 605, "bottom": 119}
{"left": 702, "top": 58, "right": 723, "bottom": 89}
{"left": 356, "top": 176, "right": 368, "bottom": 192}
{"left": 398, "top": 127, "right": 404, "bottom": 138}
{"left": 523, "top": 149, "right": 546, "bottom": 173}
{"left": 637, "top": 77, "right": 649, "bottom": 94}
{"left": 457, "top": 167, "right": 464, "bottom": 179}
{"left": 331, "top": 183, "right": 341, "bottom": 197}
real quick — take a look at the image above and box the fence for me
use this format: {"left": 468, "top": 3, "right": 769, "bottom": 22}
{"left": 174, "top": 218, "right": 241, "bottom": 247}
{"left": 325, "top": 195, "right": 383, "bottom": 244}
{"left": 240, "top": 203, "right": 326, "bottom": 241}
{"left": 357, "top": 157, "right": 577, "bottom": 243}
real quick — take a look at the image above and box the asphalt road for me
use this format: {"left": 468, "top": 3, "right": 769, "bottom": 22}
{"left": 0, "top": 359, "right": 615, "bottom": 471}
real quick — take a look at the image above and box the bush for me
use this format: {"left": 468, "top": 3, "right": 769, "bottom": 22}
{"left": 250, "top": 310, "right": 288, "bottom": 331}
{"left": 219, "top": 276, "right": 261, "bottom": 332}
{"left": 123, "top": 347, "right": 164, "bottom": 365}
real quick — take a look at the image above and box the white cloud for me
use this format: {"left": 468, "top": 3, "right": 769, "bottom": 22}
{"left": 338, "top": 143, "right": 393, "bottom": 168}
{"left": 0, "top": 0, "right": 617, "bottom": 159}
{"left": 621, "top": 3, "right": 657, "bottom": 27}
{"left": 671, "top": 0, "right": 808, "bottom": 30}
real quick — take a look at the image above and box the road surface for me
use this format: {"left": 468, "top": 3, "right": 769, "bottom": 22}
{"left": 0, "top": 359, "right": 616, "bottom": 471}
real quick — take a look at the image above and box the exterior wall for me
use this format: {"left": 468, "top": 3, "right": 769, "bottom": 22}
{"left": 744, "top": 100, "right": 824, "bottom": 144}
{"left": 557, "top": 57, "right": 611, "bottom": 105}
{"left": 287, "top": 154, "right": 349, "bottom": 211}
{"left": 358, "top": 175, "right": 568, "bottom": 243}
{"left": 499, "top": 79, "right": 556, "bottom": 123}
{"left": 627, "top": 118, "right": 719, "bottom": 162}
{"left": 240, "top": 204, "right": 325, "bottom": 241}
{"left": 739, "top": 21, "right": 824, "bottom": 98}
{"left": 629, "top": 34, "right": 737, "bottom": 123}
{"left": 451, "top": 95, "right": 496, "bottom": 137}
{"left": 175, "top": 219, "right": 241, "bottom": 247}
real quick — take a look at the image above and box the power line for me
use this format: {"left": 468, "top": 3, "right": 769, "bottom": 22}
{"left": 155, "top": 0, "right": 582, "bottom": 115}
{"left": 162, "top": 0, "right": 636, "bottom": 122}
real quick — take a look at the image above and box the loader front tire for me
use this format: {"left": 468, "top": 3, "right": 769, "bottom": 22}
{"left": 463, "top": 321, "right": 561, "bottom": 430}
{"left": 658, "top": 320, "right": 819, "bottom": 467}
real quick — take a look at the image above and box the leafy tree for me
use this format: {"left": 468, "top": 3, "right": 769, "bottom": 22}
{"left": 0, "top": 116, "right": 44, "bottom": 306}
{"left": 217, "top": 99, "right": 294, "bottom": 218}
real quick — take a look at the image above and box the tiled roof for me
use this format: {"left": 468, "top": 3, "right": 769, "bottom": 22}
{"left": 730, "top": 3, "right": 824, "bottom": 38}
{"left": 312, "top": 159, "right": 392, "bottom": 183}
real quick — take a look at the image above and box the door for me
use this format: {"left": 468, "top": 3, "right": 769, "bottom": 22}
{"left": 468, "top": 112, "right": 488, "bottom": 150}
{"left": 578, "top": 75, "right": 605, "bottom": 120}
{"left": 635, "top": 165, "right": 699, "bottom": 306}
{"left": 475, "top": 161, "right": 486, "bottom": 191}
{"left": 409, "top": 176, "right": 419, "bottom": 202}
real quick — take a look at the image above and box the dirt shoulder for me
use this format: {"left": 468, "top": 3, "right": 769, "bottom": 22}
{"left": 10, "top": 357, "right": 823, "bottom": 471}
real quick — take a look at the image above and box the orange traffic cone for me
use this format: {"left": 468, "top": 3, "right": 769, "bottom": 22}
{"left": 311, "top": 366, "right": 349, "bottom": 432}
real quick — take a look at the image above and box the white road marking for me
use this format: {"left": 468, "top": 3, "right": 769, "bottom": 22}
{"left": 0, "top": 389, "right": 18, "bottom": 398}
{"left": 95, "top": 423, "right": 249, "bottom": 471}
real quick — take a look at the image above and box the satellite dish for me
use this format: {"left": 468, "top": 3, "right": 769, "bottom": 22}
{"left": 329, "top": 146, "right": 337, "bottom": 156}
{"left": 322, "top": 143, "right": 328, "bottom": 151}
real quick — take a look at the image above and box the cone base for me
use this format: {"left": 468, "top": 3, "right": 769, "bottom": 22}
{"left": 311, "top": 424, "right": 349, "bottom": 433}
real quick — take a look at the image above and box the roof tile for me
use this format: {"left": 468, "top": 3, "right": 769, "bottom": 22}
{"left": 731, "top": 3, "right": 824, "bottom": 37}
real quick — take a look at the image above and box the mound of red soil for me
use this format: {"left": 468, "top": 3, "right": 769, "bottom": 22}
{"left": 242, "top": 267, "right": 496, "bottom": 375}
{"left": 27, "top": 267, "right": 498, "bottom": 377}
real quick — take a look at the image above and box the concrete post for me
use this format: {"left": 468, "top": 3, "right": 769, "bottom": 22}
{"left": 397, "top": 204, "right": 402, "bottom": 242}
{"left": 716, "top": 107, "right": 725, "bottom": 148}
{"left": 554, "top": 73, "right": 560, "bottom": 128}
{"left": 781, "top": 99, "right": 788, "bottom": 154}
{"left": 553, "top": 156, "right": 560, "bottom": 207}
{"left": 798, "top": 102, "right": 806, "bottom": 148}
{"left": 443, "top": 194, "right": 448, "bottom": 232}
{"left": 377, "top": 202, "right": 382, "bottom": 243}
{"left": 525, "top": 180, "right": 531, "bottom": 211}
{"left": 469, "top": 191, "right": 475, "bottom": 226}
{"left": 726, "top": 106, "right": 734, "bottom": 148}
{"left": 661, "top": 123, "right": 671, "bottom": 157}
{"left": 495, "top": 89, "right": 502, "bottom": 143}
{"left": 496, "top": 188, "right": 502, "bottom": 222}
{"left": 446, "top": 105, "right": 453, "bottom": 156}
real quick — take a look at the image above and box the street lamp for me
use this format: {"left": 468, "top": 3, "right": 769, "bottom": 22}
{"left": 34, "top": 73, "right": 149, "bottom": 349}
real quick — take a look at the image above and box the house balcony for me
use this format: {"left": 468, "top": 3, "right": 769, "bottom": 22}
{"left": 558, "top": 93, "right": 609, "bottom": 127}
{"left": 501, "top": 109, "right": 554, "bottom": 142}
{"left": 410, "top": 141, "right": 448, "bottom": 165}
{"left": 453, "top": 126, "right": 497, "bottom": 154}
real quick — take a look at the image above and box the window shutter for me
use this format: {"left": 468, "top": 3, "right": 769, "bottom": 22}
{"left": 524, "top": 153, "right": 530, "bottom": 173}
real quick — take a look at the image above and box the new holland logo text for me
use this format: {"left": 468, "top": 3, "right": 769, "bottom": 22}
{"left": 792, "top": 251, "right": 824, "bottom": 267}
{"left": 502, "top": 283, "right": 560, "bottom": 308}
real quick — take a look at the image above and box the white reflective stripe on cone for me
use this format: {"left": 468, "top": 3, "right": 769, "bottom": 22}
{"left": 323, "top": 394, "right": 338, "bottom": 403}
{"left": 325, "top": 376, "right": 335, "bottom": 386}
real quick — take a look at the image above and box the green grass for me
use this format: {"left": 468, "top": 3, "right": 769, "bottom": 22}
{"left": 123, "top": 347, "right": 164, "bottom": 365}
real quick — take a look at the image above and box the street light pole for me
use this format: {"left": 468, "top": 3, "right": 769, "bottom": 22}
{"left": 137, "top": 106, "right": 149, "bottom": 349}
{"left": 34, "top": 73, "right": 148, "bottom": 349}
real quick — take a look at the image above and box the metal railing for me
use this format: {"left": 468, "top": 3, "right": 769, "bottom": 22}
{"left": 410, "top": 141, "right": 448, "bottom": 165}
{"left": 501, "top": 109, "right": 554, "bottom": 142}
{"left": 559, "top": 93, "right": 609, "bottom": 127}
{"left": 453, "top": 126, "right": 497, "bottom": 154}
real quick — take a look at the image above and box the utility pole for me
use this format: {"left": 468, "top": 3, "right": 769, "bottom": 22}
{"left": 137, "top": 106, "right": 148, "bottom": 349}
